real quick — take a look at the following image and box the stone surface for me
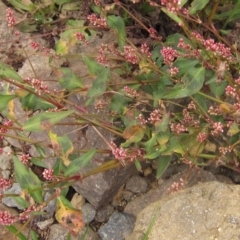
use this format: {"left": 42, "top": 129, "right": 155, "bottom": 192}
{"left": 124, "top": 167, "right": 216, "bottom": 217}
{"left": 82, "top": 203, "right": 96, "bottom": 224}
{"left": 0, "top": 146, "right": 12, "bottom": 173}
{"left": 125, "top": 175, "right": 148, "bottom": 193}
{"left": 126, "top": 181, "right": 240, "bottom": 240}
{"left": 95, "top": 204, "right": 114, "bottom": 223}
{"left": 48, "top": 224, "right": 100, "bottom": 240}
{"left": 2, "top": 183, "right": 24, "bottom": 209}
{"left": 98, "top": 212, "right": 135, "bottom": 240}
{"left": 37, "top": 217, "right": 54, "bottom": 230}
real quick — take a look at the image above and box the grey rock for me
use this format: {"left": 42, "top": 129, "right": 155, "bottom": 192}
{"left": 2, "top": 170, "right": 11, "bottom": 179}
{"left": 124, "top": 167, "right": 216, "bottom": 217}
{"left": 95, "top": 205, "right": 114, "bottom": 223}
{"left": 82, "top": 203, "right": 96, "bottom": 224}
{"left": 126, "top": 181, "right": 240, "bottom": 240}
{"left": 0, "top": 146, "right": 12, "bottom": 171}
{"left": 44, "top": 192, "right": 56, "bottom": 217}
{"left": 122, "top": 190, "right": 134, "bottom": 202}
{"left": 2, "top": 183, "right": 24, "bottom": 209}
{"left": 125, "top": 175, "right": 148, "bottom": 193}
{"left": 36, "top": 217, "right": 54, "bottom": 230}
{"left": 74, "top": 164, "right": 138, "bottom": 208}
{"left": 98, "top": 212, "right": 135, "bottom": 240}
{"left": 49, "top": 224, "right": 100, "bottom": 240}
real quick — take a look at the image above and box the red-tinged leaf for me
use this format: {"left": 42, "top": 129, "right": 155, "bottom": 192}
{"left": 123, "top": 124, "right": 145, "bottom": 142}
{"left": 23, "top": 110, "right": 74, "bottom": 132}
{"left": 64, "top": 149, "right": 96, "bottom": 176}
{"left": 49, "top": 131, "right": 74, "bottom": 166}
{"left": 55, "top": 196, "right": 85, "bottom": 237}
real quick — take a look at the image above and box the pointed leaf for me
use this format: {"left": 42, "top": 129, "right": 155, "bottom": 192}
{"left": 173, "top": 59, "right": 199, "bottom": 75}
{"left": 0, "top": 61, "right": 23, "bottom": 82}
{"left": 55, "top": 196, "right": 85, "bottom": 237}
{"left": 57, "top": 68, "right": 83, "bottom": 90}
{"left": 0, "top": 95, "right": 16, "bottom": 111}
{"left": 189, "top": 0, "right": 210, "bottom": 14}
{"left": 123, "top": 124, "right": 145, "bottom": 143}
{"left": 156, "top": 155, "right": 171, "bottom": 178}
{"left": 83, "top": 57, "right": 110, "bottom": 98}
{"left": 13, "top": 156, "right": 43, "bottom": 203}
{"left": 164, "top": 66, "right": 205, "bottom": 99}
{"left": 23, "top": 110, "right": 74, "bottom": 132}
{"left": 161, "top": 7, "right": 183, "bottom": 25}
{"left": 107, "top": 15, "right": 126, "bottom": 51}
{"left": 64, "top": 149, "right": 96, "bottom": 176}
{"left": 49, "top": 131, "right": 74, "bottom": 166}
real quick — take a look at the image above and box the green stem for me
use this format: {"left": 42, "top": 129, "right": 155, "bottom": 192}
{"left": 197, "top": 91, "right": 225, "bottom": 104}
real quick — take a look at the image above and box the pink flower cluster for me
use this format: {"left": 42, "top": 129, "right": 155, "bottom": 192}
{"left": 211, "top": 122, "right": 224, "bottom": 136}
{"left": 19, "top": 205, "right": 36, "bottom": 221}
{"left": 0, "top": 211, "right": 16, "bottom": 225}
{"left": 148, "top": 109, "right": 161, "bottom": 124}
{"left": 123, "top": 46, "right": 139, "bottom": 64}
{"left": 0, "top": 178, "right": 12, "bottom": 191}
{"left": 20, "top": 154, "right": 31, "bottom": 165}
{"left": 0, "top": 120, "right": 13, "bottom": 141}
{"left": 170, "top": 123, "right": 187, "bottom": 135}
{"left": 161, "top": 47, "right": 179, "bottom": 66}
{"left": 168, "top": 178, "right": 184, "bottom": 193}
{"left": 6, "top": 8, "right": 16, "bottom": 27}
{"left": 42, "top": 168, "right": 55, "bottom": 180}
{"left": 148, "top": 28, "right": 162, "bottom": 40}
{"left": 141, "top": 43, "right": 151, "bottom": 58}
{"left": 87, "top": 14, "right": 107, "bottom": 27}
{"left": 197, "top": 132, "right": 208, "bottom": 143}
{"left": 75, "top": 32, "right": 89, "bottom": 45}
{"left": 161, "top": 0, "right": 182, "bottom": 13}
{"left": 24, "top": 77, "right": 49, "bottom": 95}
{"left": 123, "top": 86, "right": 139, "bottom": 98}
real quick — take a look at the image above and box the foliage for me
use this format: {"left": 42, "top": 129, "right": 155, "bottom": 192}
{"left": 2, "top": 0, "right": 240, "bottom": 238}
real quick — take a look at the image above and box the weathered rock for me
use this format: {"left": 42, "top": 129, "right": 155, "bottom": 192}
{"left": 98, "top": 212, "right": 135, "bottom": 240}
{"left": 95, "top": 204, "right": 114, "bottom": 223}
{"left": 48, "top": 224, "right": 100, "bottom": 240}
{"left": 124, "top": 167, "right": 216, "bottom": 217}
{"left": 82, "top": 203, "right": 96, "bottom": 224}
{"left": 125, "top": 175, "right": 148, "bottom": 193}
{"left": 2, "top": 183, "right": 24, "bottom": 210}
{"left": 127, "top": 181, "right": 240, "bottom": 240}
{"left": 0, "top": 146, "right": 12, "bottom": 172}
{"left": 74, "top": 164, "right": 138, "bottom": 208}
{"left": 36, "top": 217, "right": 54, "bottom": 230}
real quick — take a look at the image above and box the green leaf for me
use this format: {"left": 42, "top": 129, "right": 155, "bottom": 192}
{"left": 0, "top": 95, "right": 16, "bottom": 111}
{"left": 209, "top": 80, "right": 227, "bottom": 98}
{"left": 31, "top": 158, "right": 48, "bottom": 168}
{"left": 107, "top": 15, "right": 126, "bottom": 51}
{"left": 23, "top": 110, "right": 74, "bottom": 132}
{"left": 64, "top": 149, "right": 96, "bottom": 176}
{"left": 20, "top": 92, "right": 55, "bottom": 110}
{"left": 6, "top": 226, "right": 28, "bottom": 240}
{"left": 49, "top": 131, "right": 74, "bottom": 166}
{"left": 58, "top": 68, "right": 83, "bottom": 90}
{"left": 161, "top": 7, "right": 183, "bottom": 25}
{"left": 164, "top": 66, "right": 205, "bottom": 99}
{"left": 156, "top": 155, "right": 171, "bottom": 178}
{"left": 30, "top": 230, "right": 38, "bottom": 240}
{"left": 144, "top": 149, "right": 161, "bottom": 160}
{"left": 13, "top": 156, "right": 43, "bottom": 203}
{"left": 8, "top": 0, "right": 31, "bottom": 11}
{"left": 189, "top": 0, "right": 210, "bottom": 14}
{"left": 83, "top": 57, "right": 110, "bottom": 99}
{"left": 0, "top": 61, "right": 23, "bottom": 82}
{"left": 173, "top": 59, "right": 199, "bottom": 75}
{"left": 110, "top": 94, "right": 131, "bottom": 114}
{"left": 134, "top": 159, "right": 142, "bottom": 171}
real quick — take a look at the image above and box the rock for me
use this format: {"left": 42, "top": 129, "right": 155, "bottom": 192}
{"left": 98, "top": 212, "right": 135, "bottom": 240}
{"left": 37, "top": 217, "right": 54, "bottom": 230}
{"left": 2, "top": 183, "right": 24, "bottom": 210}
{"left": 95, "top": 204, "right": 114, "bottom": 223}
{"left": 126, "top": 181, "right": 240, "bottom": 240}
{"left": 82, "top": 203, "right": 96, "bottom": 224}
{"left": 122, "top": 190, "right": 134, "bottom": 202}
{"left": 125, "top": 175, "right": 148, "bottom": 193}
{"left": 74, "top": 164, "right": 138, "bottom": 208}
{"left": 2, "top": 170, "right": 11, "bottom": 179}
{"left": 0, "top": 146, "right": 12, "bottom": 172}
{"left": 43, "top": 192, "right": 56, "bottom": 217}
{"left": 124, "top": 167, "right": 216, "bottom": 217}
{"left": 48, "top": 224, "right": 100, "bottom": 240}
